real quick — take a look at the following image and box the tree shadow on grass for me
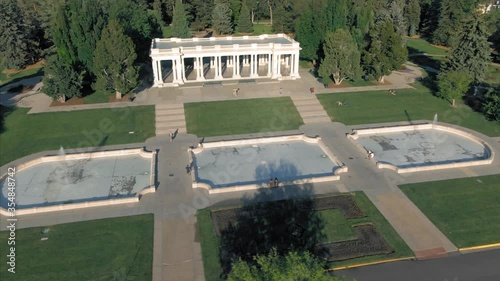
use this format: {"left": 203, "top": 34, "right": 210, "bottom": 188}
{"left": 213, "top": 177, "right": 326, "bottom": 276}
{"left": 0, "top": 105, "right": 15, "bottom": 134}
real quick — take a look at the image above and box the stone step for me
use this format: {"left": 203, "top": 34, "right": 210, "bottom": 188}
{"left": 156, "top": 115, "right": 186, "bottom": 122}
{"left": 303, "top": 116, "right": 331, "bottom": 123}
{"left": 156, "top": 120, "right": 186, "bottom": 129}
{"left": 295, "top": 104, "right": 325, "bottom": 112}
{"left": 300, "top": 110, "right": 330, "bottom": 118}
{"left": 291, "top": 95, "right": 317, "bottom": 101}
{"left": 156, "top": 108, "right": 185, "bottom": 115}
{"left": 156, "top": 127, "right": 187, "bottom": 135}
{"left": 292, "top": 99, "right": 320, "bottom": 106}
{"left": 156, "top": 103, "right": 184, "bottom": 110}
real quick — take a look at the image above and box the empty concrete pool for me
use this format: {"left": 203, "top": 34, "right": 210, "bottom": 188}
{"left": 349, "top": 124, "right": 493, "bottom": 173}
{"left": 189, "top": 135, "right": 347, "bottom": 193}
{"left": 0, "top": 148, "right": 156, "bottom": 214}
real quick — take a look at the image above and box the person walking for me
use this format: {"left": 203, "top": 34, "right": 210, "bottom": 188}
{"left": 279, "top": 88, "right": 283, "bottom": 95}
{"left": 169, "top": 131, "right": 174, "bottom": 142}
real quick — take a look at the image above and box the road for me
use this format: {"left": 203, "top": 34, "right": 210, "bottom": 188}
{"left": 333, "top": 250, "right": 500, "bottom": 281}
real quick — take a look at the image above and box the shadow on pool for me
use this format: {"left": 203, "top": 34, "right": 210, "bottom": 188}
{"left": 216, "top": 182, "right": 327, "bottom": 276}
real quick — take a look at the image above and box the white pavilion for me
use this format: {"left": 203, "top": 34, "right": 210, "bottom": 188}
{"left": 149, "top": 33, "right": 301, "bottom": 87}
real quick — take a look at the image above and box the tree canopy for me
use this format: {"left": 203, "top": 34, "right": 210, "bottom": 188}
{"left": 227, "top": 249, "right": 342, "bottom": 281}
{"left": 212, "top": 3, "right": 234, "bottom": 35}
{"left": 171, "top": 0, "right": 191, "bottom": 38}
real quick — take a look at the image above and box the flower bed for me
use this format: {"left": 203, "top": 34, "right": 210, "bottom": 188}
{"left": 314, "top": 224, "right": 394, "bottom": 262}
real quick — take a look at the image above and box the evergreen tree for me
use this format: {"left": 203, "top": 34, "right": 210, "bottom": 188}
{"left": 67, "top": 0, "right": 107, "bottom": 74}
{"left": 388, "top": 0, "right": 407, "bottom": 39}
{"left": 349, "top": 0, "right": 374, "bottom": 51}
{"left": 419, "top": 0, "right": 440, "bottom": 40}
{"left": 0, "top": 0, "right": 32, "bottom": 69}
{"left": 362, "top": 20, "right": 408, "bottom": 82}
{"left": 295, "top": 2, "right": 325, "bottom": 64}
{"left": 319, "top": 29, "right": 361, "bottom": 85}
{"left": 51, "top": 4, "right": 77, "bottom": 66}
{"left": 93, "top": 20, "right": 139, "bottom": 99}
{"left": 437, "top": 70, "right": 472, "bottom": 106}
{"left": 237, "top": 1, "right": 253, "bottom": 33}
{"left": 171, "top": 0, "right": 191, "bottom": 38}
{"left": 404, "top": 0, "right": 420, "bottom": 36}
{"left": 153, "top": 0, "right": 166, "bottom": 26}
{"left": 442, "top": 14, "right": 491, "bottom": 82}
{"left": 231, "top": 0, "right": 242, "bottom": 24}
{"left": 192, "top": 0, "right": 212, "bottom": 29}
{"left": 42, "top": 55, "right": 83, "bottom": 102}
{"left": 325, "top": 0, "right": 348, "bottom": 32}
{"left": 272, "top": 2, "right": 286, "bottom": 33}
{"left": 228, "top": 249, "right": 340, "bottom": 281}
{"left": 212, "top": 3, "right": 233, "bottom": 35}
{"left": 482, "top": 87, "right": 500, "bottom": 122}
{"left": 432, "top": 0, "right": 476, "bottom": 47}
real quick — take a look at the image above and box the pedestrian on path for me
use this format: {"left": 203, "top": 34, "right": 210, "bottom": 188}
{"left": 310, "top": 87, "right": 315, "bottom": 94}
{"left": 169, "top": 131, "right": 174, "bottom": 142}
{"left": 279, "top": 88, "right": 283, "bottom": 95}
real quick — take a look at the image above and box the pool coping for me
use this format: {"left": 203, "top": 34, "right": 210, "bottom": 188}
{"left": 347, "top": 123, "right": 494, "bottom": 173}
{"left": 0, "top": 147, "right": 157, "bottom": 216}
{"left": 188, "top": 134, "right": 348, "bottom": 194}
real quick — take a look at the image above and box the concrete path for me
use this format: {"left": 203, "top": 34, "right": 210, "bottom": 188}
{"left": 291, "top": 95, "right": 330, "bottom": 123}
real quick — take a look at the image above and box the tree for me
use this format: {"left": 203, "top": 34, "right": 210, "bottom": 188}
{"left": 482, "top": 87, "right": 500, "bottom": 122}
{"left": 51, "top": 4, "right": 77, "bottom": 66}
{"left": 419, "top": 0, "right": 440, "bottom": 40}
{"left": 437, "top": 70, "right": 472, "bottom": 107}
{"left": 227, "top": 249, "right": 341, "bottom": 281}
{"left": 67, "top": 0, "right": 107, "bottom": 74}
{"left": 325, "top": 0, "right": 348, "bottom": 32}
{"left": 192, "top": 0, "right": 212, "bottom": 29}
{"left": 362, "top": 20, "right": 408, "bottom": 82}
{"left": 93, "top": 21, "right": 139, "bottom": 99}
{"left": 0, "top": 0, "right": 32, "bottom": 69}
{"left": 319, "top": 29, "right": 361, "bottom": 85}
{"left": 237, "top": 1, "right": 253, "bottom": 33}
{"left": 387, "top": 0, "right": 407, "bottom": 39}
{"left": 404, "top": 0, "right": 420, "bottom": 36}
{"left": 432, "top": 0, "right": 476, "bottom": 47}
{"left": 171, "top": 0, "right": 191, "bottom": 38}
{"left": 442, "top": 14, "right": 491, "bottom": 83}
{"left": 42, "top": 55, "right": 83, "bottom": 102}
{"left": 212, "top": 3, "right": 233, "bottom": 35}
{"left": 153, "top": 0, "right": 166, "bottom": 26}
{"left": 295, "top": 2, "right": 325, "bottom": 63}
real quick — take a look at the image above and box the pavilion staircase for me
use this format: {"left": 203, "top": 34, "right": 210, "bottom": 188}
{"left": 291, "top": 95, "right": 331, "bottom": 124}
{"left": 155, "top": 104, "right": 187, "bottom": 135}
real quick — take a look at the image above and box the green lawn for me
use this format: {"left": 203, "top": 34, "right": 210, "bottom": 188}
{"left": 0, "top": 214, "right": 154, "bottom": 281}
{"left": 184, "top": 97, "right": 303, "bottom": 137}
{"left": 0, "top": 105, "right": 155, "bottom": 166}
{"left": 0, "top": 66, "right": 44, "bottom": 87}
{"left": 486, "top": 65, "right": 500, "bottom": 85}
{"left": 197, "top": 192, "right": 413, "bottom": 281}
{"left": 400, "top": 175, "right": 500, "bottom": 248}
{"left": 316, "top": 82, "right": 500, "bottom": 137}
{"left": 406, "top": 38, "right": 448, "bottom": 56}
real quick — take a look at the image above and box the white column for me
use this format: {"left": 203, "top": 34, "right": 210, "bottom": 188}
{"left": 236, "top": 55, "right": 241, "bottom": 77}
{"left": 210, "top": 57, "right": 214, "bottom": 68}
{"left": 152, "top": 59, "right": 159, "bottom": 86}
{"left": 171, "top": 59, "right": 177, "bottom": 82}
{"left": 215, "top": 56, "right": 222, "bottom": 79}
{"left": 285, "top": 55, "right": 290, "bottom": 68}
{"left": 250, "top": 55, "right": 254, "bottom": 76}
{"left": 293, "top": 52, "right": 300, "bottom": 78}
{"left": 197, "top": 57, "right": 204, "bottom": 81}
{"left": 157, "top": 60, "right": 163, "bottom": 83}
{"left": 232, "top": 55, "right": 237, "bottom": 77}
{"left": 180, "top": 58, "right": 186, "bottom": 82}
{"left": 252, "top": 54, "right": 259, "bottom": 77}
{"left": 267, "top": 54, "right": 272, "bottom": 76}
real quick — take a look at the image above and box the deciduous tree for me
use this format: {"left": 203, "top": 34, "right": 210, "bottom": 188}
{"left": 227, "top": 249, "right": 341, "bottom": 281}
{"left": 93, "top": 21, "right": 139, "bottom": 99}
{"left": 319, "top": 29, "right": 361, "bottom": 85}
{"left": 437, "top": 70, "right": 472, "bottom": 106}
